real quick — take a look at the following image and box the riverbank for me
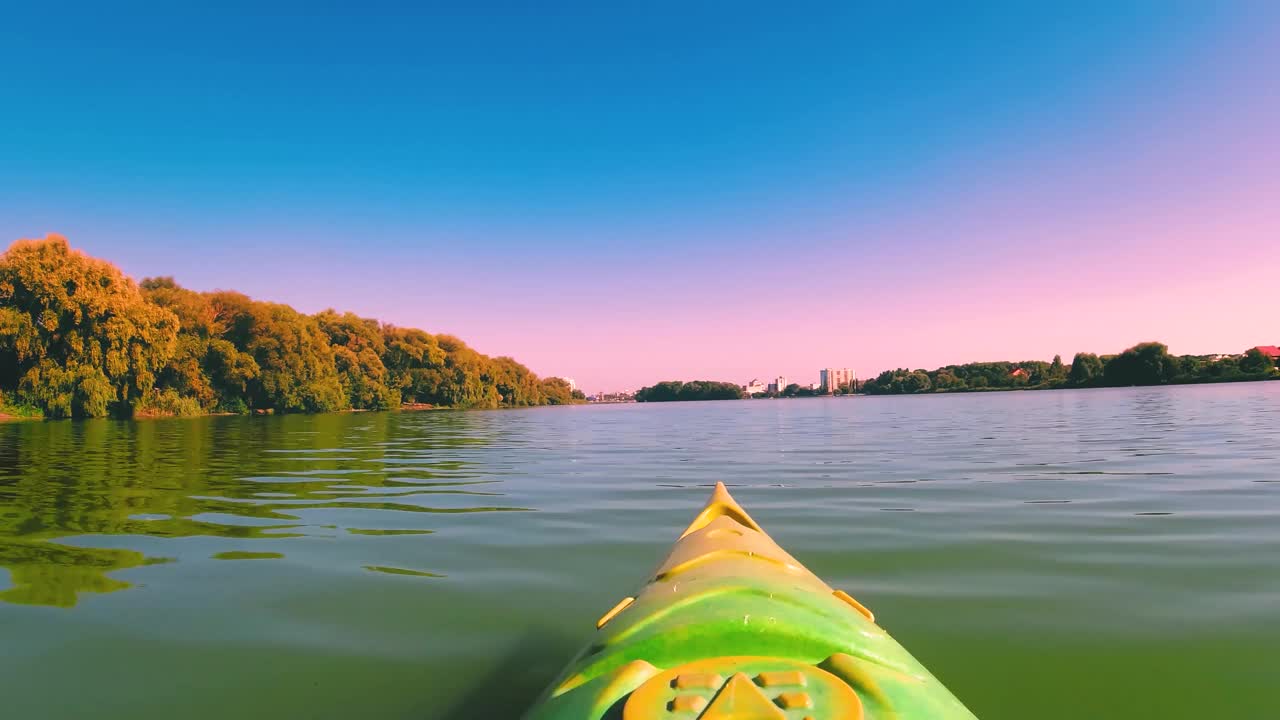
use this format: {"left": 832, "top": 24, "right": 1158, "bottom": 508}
{"left": 861, "top": 369, "right": 1277, "bottom": 398}
{"left": 755, "top": 372, "right": 1279, "bottom": 400}
{"left": 0, "top": 402, "right": 43, "bottom": 421}
{"left": 859, "top": 342, "right": 1278, "bottom": 396}
{"left": 3, "top": 397, "right": 593, "bottom": 420}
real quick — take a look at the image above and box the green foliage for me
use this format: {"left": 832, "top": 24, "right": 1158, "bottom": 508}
{"left": 635, "top": 380, "right": 744, "bottom": 402}
{"left": 0, "top": 235, "right": 177, "bottom": 417}
{"left": 863, "top": 369, "right": 933, "bottom": 394}
{"left": 1068, "top": 353, "right": 1103, "bottom": 386}
{"left": 1102, "top": 342, "right": 1174, "bottom": 386}
{"left": 636, "top": 381, "right": 683, "bottom": 402}
{"left": 0, "top": 390, "right": 43, "bottom": 418}
{"left": 141, "top": 280, "right": 262, "bottom": 413}
{"left": 133, "top": 388, "right": 204, "bottom": 417}
{"left": 315, "top": 310, "right": 398, "bottom": 410}
{"left": 381, "top": 326, "right": 446, "bottom": 404}
{"left": 1, "top": 235, "right": 570, "bottom": 418}
{"left": 492, "top": 357, "right": 552, "bottom": 407}
{"left": 1240, "top": 348, "right": 1275, "bottom": 374}
{"left": 931, "top": 370, "right": 959, "bottom": 390}
{"left": 1049, "top": 354, "right": 1065, "bottom": 378}
{"left": 678, "top": 380, "right": 744, "bottom": 401}
{"left": 861, "top": 343, "right": 1278, "bottom": 396}
{"left": 539, "top": 377, "right": 576, "bottom": 405}
{"left": 210, "top": 294, "right": 345, "bottom": 413}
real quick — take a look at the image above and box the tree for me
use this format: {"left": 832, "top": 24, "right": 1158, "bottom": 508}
{"left": 0, "top": 235, "right": 178, "bottom": 417}
{"left": 1048, "top": 355, "right": 1067, "bottom": 382}
{"left": 636, "top": 381, "right": 682, "bottom": 402}
{"left": 933, "top": 370, "right": 964, "bottom": 390}
{"left": 1103, "top": 342, "right": 1174, "bottom": 386}
{"left": 141, "top": 277, "right": 260, "bottom": 413}
{"left": 1240, "top": 348, "right": 1275, "bottom": 374}
{"left": 539, "top": 377, "right": 575, "bottom": 405}
{"left": 314, "top": 310, "right": 398, "bottom": 409}
{"left": 381, "top": 325, "right": 446, "bottom": 405}
{"left": 211, "top": 292, "right": 345, "bottom": 412}
{"left": 1068, "top": 353, "right": 1103, "bottom": 387}
{"left": 1, "top": 236, "right": 584, "bottom": 416}
{"left": 903, "top": 370, "right": 932, "bottom": 393}
{"left": 635, "top": 380, "right": 742, "bottom": 402}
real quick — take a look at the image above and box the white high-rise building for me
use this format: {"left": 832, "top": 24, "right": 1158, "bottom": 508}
{"left": 820, "top": 368, "right": 856, "bottom": 392}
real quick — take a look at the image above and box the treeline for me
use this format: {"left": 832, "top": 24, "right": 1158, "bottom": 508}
{"left": 635, "top": 380, "right": 744, "bottom": 402}
{"left": 0, "top": 235, "right": 583, "bottom": 419}
{"left": 862, "top": 342, "right": 1278, "bottom": 395}
{"left": 759, "top": 383, "right": 846, "bottom": 398}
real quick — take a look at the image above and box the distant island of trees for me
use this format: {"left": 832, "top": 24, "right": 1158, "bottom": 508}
{"left": 636, "top": 343, "right": 1278, "bottom": 403}
{"left": 635, "top": 380, "right": 744, "bottom": 402}
{"left": 0, "top": 235, "right": 584, "bottom": 420}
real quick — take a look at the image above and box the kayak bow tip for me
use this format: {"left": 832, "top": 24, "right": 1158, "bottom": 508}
{"left": 678, "top": 482, "right": 765, "bottom": 539}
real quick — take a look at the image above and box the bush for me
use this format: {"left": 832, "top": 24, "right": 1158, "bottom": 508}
{"left": 216, "top": 397, "right": 250, "bottom": 415}
{"left": 0, "top": 391, "right": 42, "bottom": 418}
{"left": 133, "top": 389, "right": 204, "bottom": 418}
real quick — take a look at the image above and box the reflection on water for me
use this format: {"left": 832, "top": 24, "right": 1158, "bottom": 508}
{"left": 0, "top": 541, "right": 166, "bottom": 606}
{"left": 0, "top": 411, "right": 523, "bottom": 607}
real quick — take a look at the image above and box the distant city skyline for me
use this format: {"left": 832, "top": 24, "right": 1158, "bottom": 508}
{"left": 4, "top": 4, "right": 1278, "bottom": 393}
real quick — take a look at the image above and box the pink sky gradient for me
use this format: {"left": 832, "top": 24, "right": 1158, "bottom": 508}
{"left": 83, "top": 44, "right": 1280, "bottom": 394}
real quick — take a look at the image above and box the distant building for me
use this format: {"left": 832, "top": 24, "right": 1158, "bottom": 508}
{"left": 591, "top": 391, "right": 635, "bottom": 403}
{"left": 744, "top": 379, "right": 768, "bottom": 395}
{"left": 819, "top": 368, "right": 855, "bottom": 392}
{"left": 1009, "top": 367, "right": 1029, "bottom": 380}
{"left": 1252, "top": 345, "right": 1280, "bottom": 360}
{"left": 770, "top": 376, "right": 787, "bottom": 393}
{"left": 560, "top": 377, "right": 577, "bottom": 392}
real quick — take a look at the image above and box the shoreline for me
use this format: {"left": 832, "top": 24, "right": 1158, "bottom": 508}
{"left": 5, "top": 377, "right": 1274, "bottom": 420}
{"left": 634, "top": 373, "right": 1279, "bottom": 403}
{"left": 855, "top": 372, "right": 1279, "bottom": 398}
{"left": 5, "top": 400, "right": 587, "bottom": 424}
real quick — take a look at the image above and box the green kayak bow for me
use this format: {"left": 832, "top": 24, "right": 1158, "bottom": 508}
{"left": 525, "top": 482, "right": 978, "bottom": 719}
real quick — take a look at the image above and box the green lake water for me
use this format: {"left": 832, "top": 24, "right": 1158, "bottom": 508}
{"left": 1, "top": 383, "right": 1277, "bottom": 718}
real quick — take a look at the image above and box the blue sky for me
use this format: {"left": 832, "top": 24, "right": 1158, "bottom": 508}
{"left": 4, "top": 3, "right": 1278, "bottom": 391}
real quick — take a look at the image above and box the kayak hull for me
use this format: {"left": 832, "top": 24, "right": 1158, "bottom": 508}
{"left": 525, "top": 483, "right": 978, "bottom": 719}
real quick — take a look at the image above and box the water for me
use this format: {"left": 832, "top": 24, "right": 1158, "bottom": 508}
{"left": 1, "top": 384, "right": 1278, "bottom": 719}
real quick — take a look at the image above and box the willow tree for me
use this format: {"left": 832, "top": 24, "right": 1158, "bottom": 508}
{"left": 381, "top": 325, "right": 446, "bottom": 404}
{"left": 315, "top": 310, "right": 398, "bottom": 410}
{"left": 209, "top": 291, "right": 345, "bottom": 413}
{"left": 0, "top": 235, "right": 178, "bottom": 417}
{"left": 141, "top": 277, "right": 260, "bottom": 412}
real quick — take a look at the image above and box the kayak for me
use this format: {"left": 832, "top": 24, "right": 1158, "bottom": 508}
{"left": 525, "top": 482, "right": 978, "bottom": 719}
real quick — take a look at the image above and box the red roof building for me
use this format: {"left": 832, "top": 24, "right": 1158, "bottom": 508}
{"left": 1253, "top": 345, "right": 1280, "bottom": 359}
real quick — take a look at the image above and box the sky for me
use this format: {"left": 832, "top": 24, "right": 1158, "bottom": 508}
{"left": 3, "top": 2, "right": 1278, "bottom": 393}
